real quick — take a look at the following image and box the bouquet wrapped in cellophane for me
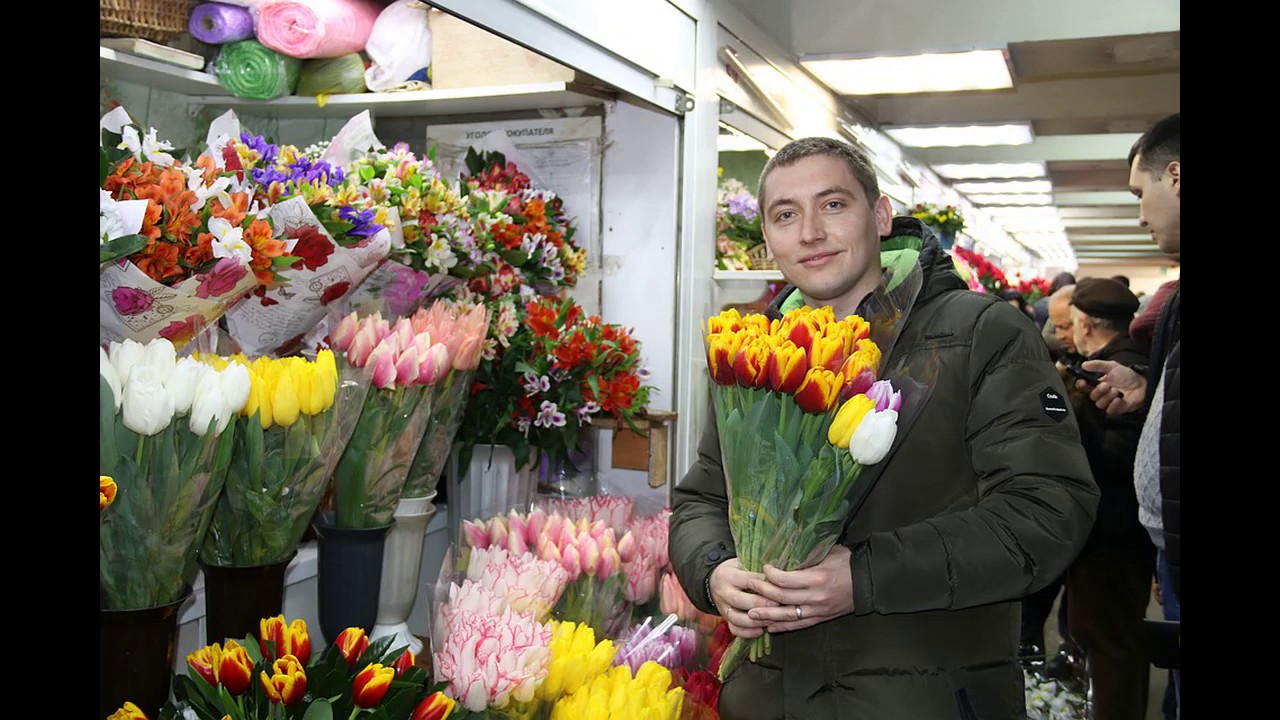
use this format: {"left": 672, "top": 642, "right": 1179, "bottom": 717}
{"left": 196, "top": 349, "right": 369, "bottom": 567}
{"left": 706, "top": 306, "right": 904, "bottom": 679}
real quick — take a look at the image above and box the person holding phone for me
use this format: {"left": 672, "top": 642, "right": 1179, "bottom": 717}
{"left": 1064, "top": 277, "right": 1155, "bottom": 719}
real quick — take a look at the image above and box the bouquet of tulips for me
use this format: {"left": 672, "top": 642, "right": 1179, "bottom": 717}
{"left": 617, "top": 510, "right": 672, "bottom": 610}
{"left": 162, "top": 616, "right": 449, "bottom": 720}
{"left": 613, "top": 616, "right": 696, "bottom": 676}
{"left": 547, "top": 661, "right": 685, "bottom": 720}
{"left": 197, "top": 349, "right": 369, "bottom": 567}
{"left": 401, "top": 300, "right": 491, "bottom": 499}
{"left": 704, "top": 306, "right": 904, "bottom": 679}
{"left": 100, "top": 338, "right": 249, "bottom": 609}
{"left": 328, "top": 310, "right": 454, "bottom": 528}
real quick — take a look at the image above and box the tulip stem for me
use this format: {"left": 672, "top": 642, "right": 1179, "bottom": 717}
{"left": 135, "top": 433, "right": 145, "bottom": 466}
{"left": 348, "top": 708, "right": 363, "bottom": 720}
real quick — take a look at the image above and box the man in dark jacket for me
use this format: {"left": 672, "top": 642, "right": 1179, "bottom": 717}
{"left": 1064, "top": 278, "right": 1154, "bottom": 719}
{"left": 1082, "top": 112, "right": 1180, "bottom": 714}
{"left": 670, "top": 136, "right": 1099, "bottom": 719}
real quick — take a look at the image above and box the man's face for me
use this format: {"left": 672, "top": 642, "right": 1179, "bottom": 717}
{"left": 1070, "top": 306, "right": 1092, "bottom": 355}
{"left": 1049, "top": 295, "right": 1077, "bottom": 354}
{"left": 761, "top": 155, "right": 892, "bottom": 307}
{"left": 1129, "top": 153, "right": 1180, "bottom": 255}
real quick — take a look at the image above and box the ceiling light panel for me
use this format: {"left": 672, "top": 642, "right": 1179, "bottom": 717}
{"left": 802, "top": 49, "right": 1013, "bottom": 95}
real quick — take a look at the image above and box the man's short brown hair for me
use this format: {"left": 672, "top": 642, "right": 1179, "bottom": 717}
{"left": 757, "top": 136, "right": 880, "bottom": 214}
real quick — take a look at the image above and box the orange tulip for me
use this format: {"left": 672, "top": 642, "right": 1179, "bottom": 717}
{"left": 707, "top": 332, "right": 744, "bottom": 386}
{"left": 842, "top": 315, "right": 871, "bottom": 345}
{"left": 259, "top": 654, "right": 307, "bottom": 706}
{"left": 217, "top": 640, "right": 254, "bottom": 696}
{"left": 767, "top": 341, "right": 808, "bottom": 394}
{"left": 840, "top": 339, "right": 882, "bottom": 382}
{"left": 732, "top": 338, "right": 771, "bottom": 389}
{"left": 794, "top": 367, "right": 842, "bottom": 414}
{"left": 100, "top": 475, "right": 117, "bottom": 511}
{"left": 809, "top": 334, "right": 847, "bottom": 373}
{"left": 741, "top": 313, "right": 772, "bottom": 337}
{"left": 335, "top": 627, "right": 370, "bottom": 668}
{"left": 259, "top": 615, "right": 312, "bottom": 665}
{"left": 186, "top": 643, "right": 222, "bottom": 687}
{"left": 412, "top": 691, "right": 458, "bottom": 720}
{"left": 352, "top": 663, "right": 396, "bottom": 708}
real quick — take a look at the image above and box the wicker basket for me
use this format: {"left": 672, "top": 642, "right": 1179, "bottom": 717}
{"left": 101, "top": 0, "right": 191, "bottom": 44}
{"left": 746, "top": 243, "right": 778, "bottom": 271}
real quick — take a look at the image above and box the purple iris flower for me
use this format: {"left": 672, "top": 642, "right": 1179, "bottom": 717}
{"left": 339, "top": 206, "right": 385, "bottom": 237}
{"left": 239, "top": 133, "right": 278, "bottom": 165}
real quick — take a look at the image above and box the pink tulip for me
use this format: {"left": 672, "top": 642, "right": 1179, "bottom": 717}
{"left": 394, "top": 318, "right": 416, "bottom": 350}
{"left": 412, "top": 333, "right": 434, "bottom": 359}
{"left": 489, "top": 517, "right": 509, "bottom": 548}
{"left": 599, "top": 547, "right": 621, "bottom": 578}
{"left": 578, "top": 535, "right": 601, "bottom": 577}
{"left": 462, "top": 520, "right": 490, "bottom": 549}
{"left": 373, "top": 314, "right": 391, "bottom": 342}
{"left": 539, "top": 540, "right": 562, "bottom": 566}
{"left": 348, "top": 329, "right": 376, "bottom": 368}
{"left": 526, "top": 509, "right": 548, "bottom": 545}
{"left": 617, "top": 532, "right": 637, "bottom": 563}
{"left": 561, "top": 543, "right": 581, "bottom": 579}
{"left": 507, "top": 510, "right": 529, "bottom": 543}
{"left": 395, "top": 347, "right": 421, "bottom": 386}
{"left": 507, "top": 529, "right": 529, "bottom": 556}
{"left": 369, "top": 344, "right": 397, "bottom": 389}
{"left": 589, "top": 521, "right": 610, "bottom": 544}
{"left": 332, "top": 312, "right": 359, "bottom": 352}
{"left": 418, "top": 343, "right": 451, "bottom": 386}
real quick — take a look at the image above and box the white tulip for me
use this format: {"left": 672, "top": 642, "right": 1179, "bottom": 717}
{"left": 122, "top": 364, "right": 176, "bottom": 436}
{"left": 142, "top": 338, "right": 177, "bottom": 383}
{"left": 100, "top": 347, "right": 122, "bottom": 413}
{"left": 189, "top": 370, "right": 231, "bottom": 436}
{"left": 847, "top": 409, "right": 899, "bottom": 466}
{"left": 109, "top": 339, "right": 147, "bottom": 386}
{"left": 166, "top": 357, "right": 209, "bottom": 415}
{"left": 219, "top": 363, "right": 252, "bottom": 415}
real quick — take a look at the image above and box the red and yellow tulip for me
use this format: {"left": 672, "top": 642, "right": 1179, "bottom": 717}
{"left": 259, "top": 615, "right": 311, "bottom": 665}
{"left": 809, "top": 334, "right": 847, "bottom": 373}
{"left": 107, "top": 701, "right": 149, "bottom": 720}
{"left": 412, "top": 691, "right": 457, "bottom": 720}
{"left": 101, "top": 475, "right": 117, "bottom": 511}
{"left": 732, "top": 338, "right": 772, "bottom": 389}
{"left": 353, "top": 663, "right": 396, "bottom": 708}
{"left": 260, "top": 654, "right": 307, "bottom": 706}
{"left": 392, "top": 648, "right": 416, "bottom": 677}
{"left": 217, "top": 640, "right": 254, "bottom": 696}
{"left": 187, "top": 643, "right": 222, "bottom": 687}
{"left": 335, "top": 627, "right": 370, "bottom": 668}
{"left": 793, "top": 367, "right": 842, "bottom": 414}
{"left": 767, "top": 341, "right": 808, "bottom": 394}
{"left": 706, "top": 332, "right": 744, "bottom": 386}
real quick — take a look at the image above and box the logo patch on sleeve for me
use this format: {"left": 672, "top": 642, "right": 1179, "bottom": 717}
{"left": 1040, "top": 388, "right": 1069, "bottom": 422}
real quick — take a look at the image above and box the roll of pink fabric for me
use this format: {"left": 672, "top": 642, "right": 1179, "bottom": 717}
{"left": 255, "top": 0, "right": 382, "bottom": 59}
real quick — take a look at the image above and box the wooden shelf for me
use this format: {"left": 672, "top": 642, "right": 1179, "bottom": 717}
{"left": 186, "top": 81, "right": 614, "bottom": 118}
{"left": 100, "top": 45, "right": 229, "bottom": 96}
{"left": 713, "top": 269, "right": 785, "bottom": 282}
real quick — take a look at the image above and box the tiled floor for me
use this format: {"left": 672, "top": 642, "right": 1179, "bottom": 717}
{"left": 1040, "top": 588, "right": 1171, "bottom": 720}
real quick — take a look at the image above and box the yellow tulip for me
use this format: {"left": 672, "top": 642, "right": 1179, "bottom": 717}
{"left": 828, "top": 394, "right": 875, "bottom": 448}
{"left": 272, "top": 369, "right": 301, "bottom": 427}
{"left": 706, "top": 308, "right": 743, "bottom": 335}
{"left": 316, "top": 350, "right": 338, "bottom": 411}
{"left": 243, "top": 367, "right": 265, "bottom": 423}
{"left": 809, "top": 334, "right": 847, "bottom": 373}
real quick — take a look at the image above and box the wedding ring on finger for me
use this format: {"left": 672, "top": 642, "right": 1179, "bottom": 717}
{"left": 795, "top": 605, "right": 803, "bottom": 620}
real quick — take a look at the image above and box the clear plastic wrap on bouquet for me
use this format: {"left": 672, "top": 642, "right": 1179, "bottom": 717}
{"left": 199, "top": 351, "right": 371, "bottom": 566}
{"left": 402, "top": 366, "right": 473, "bottom": 498}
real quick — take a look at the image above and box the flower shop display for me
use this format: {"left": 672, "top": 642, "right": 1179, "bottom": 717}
{"left": 162, "top": 615, "right": 434, "bottom": 720}
{"left": 909, "top": 202, "right": 965, "bottom": 247}
{"left": 100, "top": 337, "right": 249, "bottom": 718}
{"left": 715, "top": 177, "right": 761, "bottom": 271}
{"left": 952, "top": 245, "right": 1010, "bottom": 293}
{"left": 703, "top": 306, "right": 901, "bottom": 678}
{"left": 1019, "top": 276, "right": 1054, "bottom": 304}
{"left": 195, "top": 349, "right": 367, "bottom": 645}
{"left": 100, "top": 108, "right": 268, "bottom": 349}
{"left": 547, "top": 661, "right": 685, "bottom": 720}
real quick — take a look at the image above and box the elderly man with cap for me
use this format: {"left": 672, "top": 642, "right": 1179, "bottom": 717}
{"left": 1064, "top": 277, "right": 1155, "bottom": 719}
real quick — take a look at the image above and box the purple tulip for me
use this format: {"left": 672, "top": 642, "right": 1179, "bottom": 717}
{"left": 866, "top": 380, "right": 902, "bottom": 412}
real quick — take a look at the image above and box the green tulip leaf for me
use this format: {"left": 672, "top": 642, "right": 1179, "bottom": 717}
{"left": 302, "top": 700, "right": 334, "bottom": 720}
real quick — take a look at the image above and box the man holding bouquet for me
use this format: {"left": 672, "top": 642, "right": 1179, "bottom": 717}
{"left": 670, "top": 137, "right": 1099, "bottom": 718}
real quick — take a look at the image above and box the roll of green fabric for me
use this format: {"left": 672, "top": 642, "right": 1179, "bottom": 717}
{"left": 214, "top": 40, "right": 302, "bottom": 100}
{"left": 296, "top": 54, "right": 368, "bottom": 96}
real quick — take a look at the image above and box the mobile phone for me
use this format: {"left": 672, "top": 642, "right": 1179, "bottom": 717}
{"left": 1065, "top": 363, "right": 1105, "bottom": 386}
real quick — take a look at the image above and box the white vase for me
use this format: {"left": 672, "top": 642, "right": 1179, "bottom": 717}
{"left": 446, "top": 444, "right": 536, "bottom": 546}
{"left": 370, "top": 492, "right": 437, "bottom": 655}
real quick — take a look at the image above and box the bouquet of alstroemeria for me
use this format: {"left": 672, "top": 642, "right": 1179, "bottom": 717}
{"left": 704, "top": 306, "right": 903, "bottom": 679}
{"left": 401, "top": 299, "right": 491, "bottom": 499}
{"left": 100, "top": 109, "right": 283, "bottom": 349}
{"left": 715, "top": 177, "right": 760, "bottom": 272}
{"left": 196, "top": 349, "right": 368, "bottom": 567}
{"left": 163, "top": 616, "right": 439, "bottom": 720}
{"left": 329, "top": 312, "right": 453, "bottom": 528}
{"left": 100, "top": 338, "right": 249, "bottom": 609}
{"left": 547, "top": 661, "right": 684, "bottom": 720}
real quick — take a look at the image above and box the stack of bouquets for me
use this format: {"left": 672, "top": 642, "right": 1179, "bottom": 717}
{"left": 458, "top": 295, "right": 653, "bottom": 477}
{"left": 195, "top": 350, "right": 368, "bottom": 567}
{"left": 703, "top": 306, "right": 903, "bottom": 678}
{"left": 100, "top": 338, "right": 249, "bottom": 610}
{"left": 162, "top": 616, "right": 450, "bottom": 720}
{"left": 463, "top": 509, "right": 628, "bottom": 638}
{"left": 328, "top": 310, "right": 454, "bottom": 528}
{"left": 217, "top": 126, "right": 394, "bottom": 356}
{"left": 401, "top": 300, "right": 491, "bottom": 500}
{"left": 714, "top": 176, "right": 761, "bottom": 272}
{"left": 100, "top": 107, "right": 283, "bottom": 350}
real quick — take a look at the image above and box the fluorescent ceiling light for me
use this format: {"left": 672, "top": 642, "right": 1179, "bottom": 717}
{"left": 1061, "top": 217, "right": 1140, "bottom": 227}
{"left": 885, "top": 123, "right": 1033, "bottom": 148}
{"left": 1001, "top": 218, "right": 1066, "bottom": 232}
{"left": 954, "top": 180, "right": 1053, "bottom": 195}
{"left": 934, "top": 162, "right": 1047, "bottom": 179}
{"left": 983, "top": 206, "right": 1061, "bottom": 219}
{"left": 802, "top": 49, "right": 1012, "bottom": 95}
{"left": 717, "top": 133, "right": 771, "bottom": 153}
{"left": 968, "top": 193, "right": 1054, "bottom": 206}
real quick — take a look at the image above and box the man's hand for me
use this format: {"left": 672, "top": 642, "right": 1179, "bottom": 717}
{"left": 744, "top": 545, "right": 855, "bottom": 633}
{"left": 709, "top": 558, "right": 776, "bottom": 639}
{"left": 1080, "top": 359, "right": 1147, "bottom": 415}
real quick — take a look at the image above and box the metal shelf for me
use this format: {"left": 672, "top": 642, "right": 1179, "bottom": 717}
{"left": 100, "top": 45, "right": 229, "bottom": 96}
{"left": 713, "top": 269, "right": 785, "bottom": 282}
